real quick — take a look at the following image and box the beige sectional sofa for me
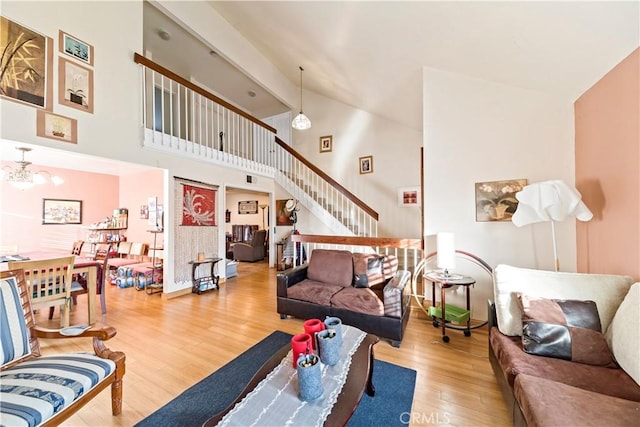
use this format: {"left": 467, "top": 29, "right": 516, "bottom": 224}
{"left": 489, "top": 264, "right": 640, "bottom": 426}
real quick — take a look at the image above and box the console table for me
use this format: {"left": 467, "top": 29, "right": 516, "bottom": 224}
{"left": 189, "top": 257, "right": 222, "bottom": 294}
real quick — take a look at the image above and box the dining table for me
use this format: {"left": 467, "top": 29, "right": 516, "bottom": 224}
{"left": 0, "top": 251, "right": 101, "bottom": 325}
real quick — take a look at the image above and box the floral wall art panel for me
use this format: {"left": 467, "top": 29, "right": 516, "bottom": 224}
{"left": 475, "top": 179, "right": 527, "bottom": 222}
{"left": 182, "top": 184, "right": 216, "bottom": 226}
{"left": 0, "top": 16, "right": 53, "bottom": 110}
{"left": 58, "top": 57, "right": 93, "bottom": 113}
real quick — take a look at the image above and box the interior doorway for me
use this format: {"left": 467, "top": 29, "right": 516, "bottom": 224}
{"left": 224, "top": 186, "right": 271, "bottom": 270}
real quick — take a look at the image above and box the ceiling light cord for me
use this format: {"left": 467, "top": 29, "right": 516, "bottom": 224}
{"left": 299, "top": 66, "right": 304, "bottom": 114}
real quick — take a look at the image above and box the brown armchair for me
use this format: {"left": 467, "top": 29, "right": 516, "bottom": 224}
{"left": 231, "top": 229, "right": 267, "bottom": 262}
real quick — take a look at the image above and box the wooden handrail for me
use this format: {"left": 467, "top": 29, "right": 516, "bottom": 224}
{"left": 275, "top": 137, "right": 379, "bottom": 221}
{"left": 135, "top": 52, "right": 379, "bottom": 224}
{"left": 292, "top": 234, "right": 420, "bottom": 249}
{"left": 134, "top": 53, "right": 277, "bottom": 134}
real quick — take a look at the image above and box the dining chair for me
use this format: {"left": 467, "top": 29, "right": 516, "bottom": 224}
{"left": 71, "top": 240, "right": 84, "bottom": 255}
{"left": 51, "top": 243, "right": 113, "bottom": 319}
{"left": 8, "top": 256, "right": 75, "bottom": 328}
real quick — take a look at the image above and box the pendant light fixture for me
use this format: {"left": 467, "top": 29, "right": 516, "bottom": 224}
{"left": 292, "top": 66, "right": 311, "bottom": 130}
{"left": 1, "top": 147, "right": 64, "bottom": 190}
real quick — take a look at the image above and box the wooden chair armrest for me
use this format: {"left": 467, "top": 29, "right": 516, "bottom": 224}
{"left": 33, "top": 324, "right": 117, "bottom": 340}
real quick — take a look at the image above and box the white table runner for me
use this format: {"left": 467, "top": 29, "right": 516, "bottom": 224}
{"left": 217, "top": 325, "right": 367, "bottom": 427}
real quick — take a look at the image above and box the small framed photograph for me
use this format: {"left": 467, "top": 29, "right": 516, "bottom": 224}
{"left": 359, "top": 155, "right": 373, "bottom": 174}
{"left": 42, "top": 199, "right": 82, "bottom": 224}
{"left": 140, "top": 205, "right": 149, "bottom": 220}
{"left": 59, "top": 30, "right": 94, "bottom": 66}
{"left": 319, "top": 135, "right": 333, "bottom": 153}
{"left": 398, "top": 186, "right": 421, "bottom": 207}
{"left": 59, "top": 57, "right": 94, "bottom": 113}
{"left": 36, "top": 110, "right": 77, "bottom": 144}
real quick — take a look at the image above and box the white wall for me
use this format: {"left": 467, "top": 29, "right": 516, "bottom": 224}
{"left": 0, "top": 1, "right": 279, "bottom": 294}
{"left": 1, "top": 1, "right": 143, "bottom": 161}
{"left": 290, "top": 90, "right": 424, "bottom": 238}
{"left": 423, "top": 67, "right": 576, "bottom": 318}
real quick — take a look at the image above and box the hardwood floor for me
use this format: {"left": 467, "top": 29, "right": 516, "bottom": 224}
{"left": 35, "top": 261, "right": 510, "bottom": 426}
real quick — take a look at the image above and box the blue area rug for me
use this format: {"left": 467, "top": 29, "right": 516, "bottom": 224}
{"left": 136, "top": 331, "right": 416, "bottom": 427}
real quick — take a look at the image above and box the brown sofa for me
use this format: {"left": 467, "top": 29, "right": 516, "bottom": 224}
{"left": 489, "top": 265, "right": 640, "bottom": 426}
{"left": 277, "top": 249, "right": 411, "bottom": 347}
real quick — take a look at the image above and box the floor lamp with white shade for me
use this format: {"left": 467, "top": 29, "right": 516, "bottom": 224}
{"left": 512, "top": 180, "right": 593, "bottom": 272}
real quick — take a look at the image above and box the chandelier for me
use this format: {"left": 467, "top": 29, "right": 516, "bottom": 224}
{"left": 292, "top": 66, "right": 311, "bottom": 130}
{"left": 1, "top": 147, "right": 64, "bottom": 190}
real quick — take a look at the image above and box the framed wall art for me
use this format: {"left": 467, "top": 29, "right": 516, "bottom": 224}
{"left": 276, "top": 199, "right": 294, "bottom": 226}
{"left": 59, "top": 30, "right": 94, "bottom": 66}
{"left": 359, "top": 155, "right": 373, "bottom": 174}
{"left": 0, "top": 16, "right": 54, "bottom": 110}
{"left": 58, "top": 57, "right": 94, "bottom": 113}
{"left": 398, "top": 186, "right": 421, "bottom": 207}
{"left": 475, "top": 179, "right": 527, "bottom": 222}
{"left": 238, "top": 200, "right": 258, "bottom": 215}
{"left": 42, "top": 199, "right": 82, "bottom": 224}
{"left": 36, "top": 109, "right": 77, "bottom": 144}
{"left": 140, "top": 204, "right": 149, "bottom": 220}
{"left": 319, "top": 135, "right": 332, "bottom": 153}
{"left": 182, "top": 185, "right": 216, "bottom": 226}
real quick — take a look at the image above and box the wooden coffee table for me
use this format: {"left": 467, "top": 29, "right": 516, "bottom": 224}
{"left": 203, "top": 333, "right": 379, "bottom": 426}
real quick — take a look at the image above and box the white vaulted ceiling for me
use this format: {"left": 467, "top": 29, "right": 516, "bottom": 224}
{"left": 3, "top": 1, "right": 638, "bottom": 173}
{"left": 207, "top": 1, "right": 639, "bottom": 130}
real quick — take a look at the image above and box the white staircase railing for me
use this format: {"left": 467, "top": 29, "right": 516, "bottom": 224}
{"left": 135, "top": 53, "right": 378, "bottom": 237}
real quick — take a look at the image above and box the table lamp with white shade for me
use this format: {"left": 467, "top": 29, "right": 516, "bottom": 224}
{"left": 437, "top": 232, "right": 456, "bottom": 277}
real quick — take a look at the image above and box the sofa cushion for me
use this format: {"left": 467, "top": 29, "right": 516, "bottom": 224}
{"left": 286, "top": 280, "right": 344, "bottom": 306}
{"left": 0, "top": 276, "right": 32, "bottom": 367}
{"left": 352, "top": 253, "right": 384, "bottom": 288}
{"left": 0, "top": 353, "right": 115, "bottom": 426}
{"left": 606, "top": 282, "right": 640, "bottom": 386}
{"left": 514, "top": 373, "right": 640, "bottom": 427}
{"left": 490, "top": 327, "right": 640, "bottom": 401}
{"left": 382, "top": 255, "right": 398, "bottom": 280}
{"left": 517, "top": 294, "right": 615, "bottom": 366}
{"left": 493, "top": 264, "right": 633, "bottom": 336}
{"left": 330, "top": 287, "right": 384, "bottom": 316}
{"left": 307, "top": 250, "right": 353, "bottom": 287}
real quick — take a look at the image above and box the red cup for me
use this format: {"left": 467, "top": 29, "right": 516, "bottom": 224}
{"left": 291, "top": 333, "right": 312, "bottom": 368}
{"left": 303, "top": 318, "right": 326, "bottom": 350}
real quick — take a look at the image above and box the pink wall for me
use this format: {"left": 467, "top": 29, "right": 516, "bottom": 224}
{"left": 575, "top": 48, "right": 640, "bottom": 279}
{"left": 1, "top": 163, "right": 164, "bottom": 253}
{"left": 119, "top": 169, "right": 164, "bottom": 245}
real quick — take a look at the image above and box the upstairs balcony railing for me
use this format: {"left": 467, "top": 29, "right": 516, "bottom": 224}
{"left": 134, "top": 53, "right": 378, "bottom": 237}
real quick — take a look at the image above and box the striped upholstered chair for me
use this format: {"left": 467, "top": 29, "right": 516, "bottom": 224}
{"left": 0, "top": 269, "right": 125, "bottom": 426}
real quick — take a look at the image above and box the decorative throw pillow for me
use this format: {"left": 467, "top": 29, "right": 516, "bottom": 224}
{"left": 516, "top": 293, "right": 616, "bottom": 367}
{"left": 381, "top": 255, "right": 399, "bottom": 280}
{"left": 352, "top": 254, "right": 384, "bottom": 288}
